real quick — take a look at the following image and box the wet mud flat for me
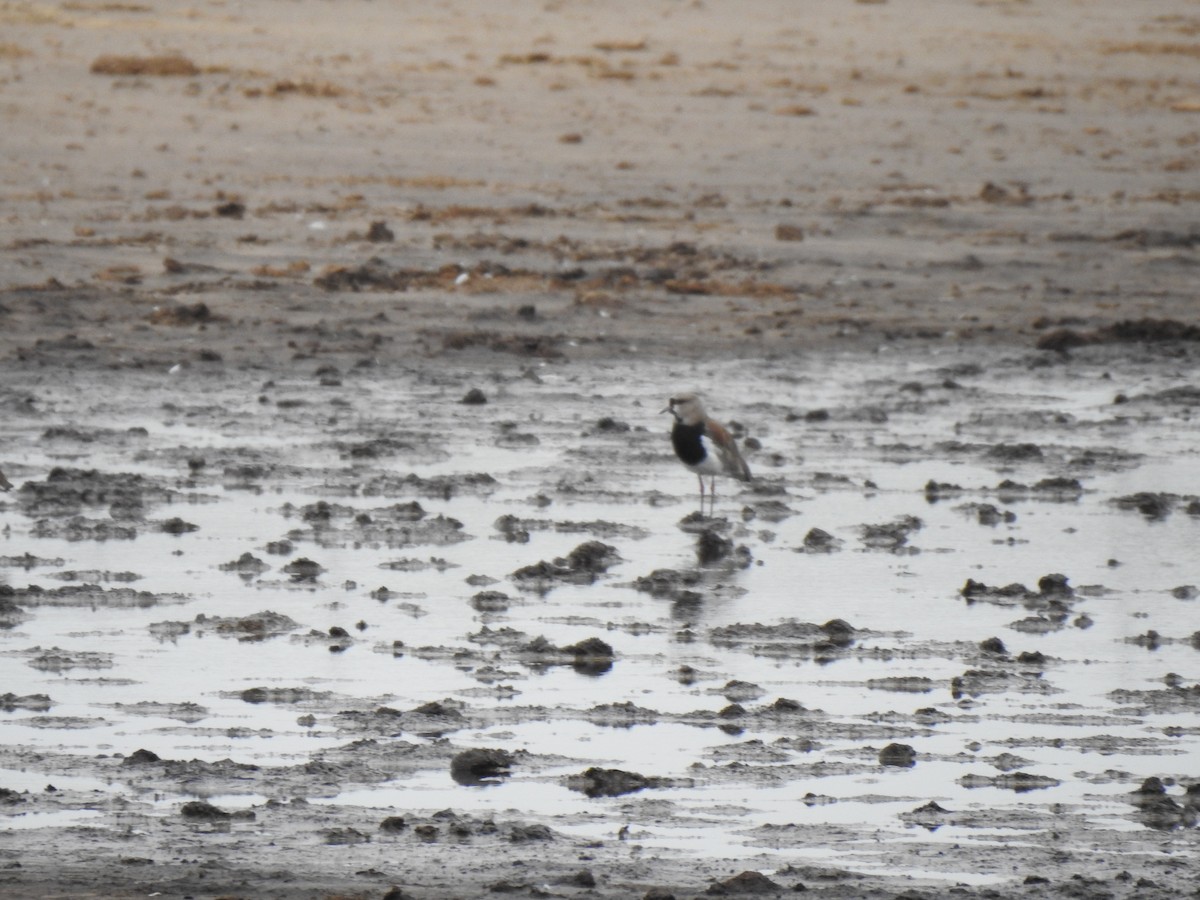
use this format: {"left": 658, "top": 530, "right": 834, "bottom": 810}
{"left": 2, "top": 339, "right": 1199, "bottom": 900}
{"left": 3, "top": 0, "right": 1200, "bottom": 897}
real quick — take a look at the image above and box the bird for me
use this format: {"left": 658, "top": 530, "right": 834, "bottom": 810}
{"left": 663, "top": 392, "right": 751, "bottom": 513}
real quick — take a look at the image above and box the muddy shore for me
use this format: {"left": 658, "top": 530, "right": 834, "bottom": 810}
{"left": 2, "top": 2, "right": 1199, "bottom": 898}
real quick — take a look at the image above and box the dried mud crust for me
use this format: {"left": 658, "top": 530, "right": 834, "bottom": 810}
{"left": 2, "top": 4, "right": 1200, "bottom": 369}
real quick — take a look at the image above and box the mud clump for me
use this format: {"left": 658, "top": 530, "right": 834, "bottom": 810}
{"left": 563, "top": 540, "right": 621, "bottom": 573}
{"left": 0, "top": 692, "right": 52, "bottom": 712}
{"left": 513, "top": 634, "right": 615, "bottom": 675}
{"left": 879, "top": 743, "right": 917, "bottom": 768}
{"left": 190, "top": 610, "right": 299, "bottom": 638}
{"left": 361, "top": 471, "right": 499, "bottom": 500}
{"left": 284, "top": 500, "right": 469, "bottom": 548}
{"left": 18, "top": 467, "right": 179, "bottom": 520}
{"left": 706, "top": 870, "right": 783, "bottom": 895}
{"left": 930, "top": 477, "right": 1084, "bottom": 503}
{"left": 160, "top": 516, "right": 198, "bottom": 535}
{"left": 0, "top": 788, "right": 25, "bottom": 806}
{"left": 379, "top": 815, "right": 407, "bottom": 833}
{"left": 410, "top": 699, "right": 465, "bottom": 721}
{"left": 240, "top": 686, "right": 328, "bottom": 704}
{"left": 121, "top": 748, "right": 162, "bottom": 766}
{"left": 180, "top": 800, "right": 232, "bottom": 821}
{"left": 219, "top": 552, "right": 270, "bottom": 575}
{"left": 1111, "top": 491, "right": 1182, "bottom": 520}
{"left": 322, "top": 827, "right": 369, "bottom": 845}
{"left": 959, "top": 772, "right": 1060, "bottom": 792}
{"left": 979, "top": 636, "right": 1009, "bottom": 656}
{"left": 632, "top": 567, "right": 704, "bottom": 604}
{"left": 1130, "top": 778, "right": 1198, "bottom": 830}
{"left": 1012, "top": 480, "right": 1089, "bottom": 501}
{"left": 971, "top": 503, "right": 1017, "bottom": 526}
{"left": 897, "top": 802, "right": 962, "bottom": 836}
{"left": 799, "top": 527, "right": 842, "bottom": 553}
{"left": 341, "top": 437, "right": 416, "bottom": 459}
{"left": 450, "top": 748, "right": 513, "bottom": 785}
{"left": 11, "top": 583, "right": 168, "bottom": 609}
{"left": 0, "top": 592, "right": 32, "bottom": 628}
{"left": 511, "top": 541, "right": 621, "bottom": 590}
{"left": 710, "top": 619, "right": 858, "bottom": 659}
{"left": 282, "top": 557, "right": 325, "bottom": 582}
{"left": 859, "top": 515, "right": 922, "bottom": 552}
{"left": 924, "top": 480, "right": 965, "bottom": 501}
{"left": 589, "top": 416, "right": 631, "bottom": 434}
{"left": 961, "top": 573, "right": 1075, "bottom": 609}
{"left": 566, "top": 767, "right": 668, "bottom": 798}
{"left": 470, "top": 590, "right": 510, "bottom": 612}
{"left": 986, "top": 442, "right": 1044, "bottom": 461}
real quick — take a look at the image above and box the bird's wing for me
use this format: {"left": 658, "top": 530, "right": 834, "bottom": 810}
{"left": 705, "top": 420, "right": 752, "bottom": 481}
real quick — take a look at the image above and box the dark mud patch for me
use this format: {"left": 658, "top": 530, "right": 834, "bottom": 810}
{"left": 494, "top": 513, "right": 649, "bottom": 542}
{"left": 469, "top": 629, "right": 617, "bottom": 674}
{"left": 565, "top": 766, "right": 687, "bottom": 798}
{"left": 359, "top": 472, "right": 500, "bottom": 500}
{"left": 510, "top": 540, "right": 622, "bottom": 591}
{"left": 1111, "top": 491, "right": 1200, "bottom": 520}
{"left": 859, "top": 514, "right": 923, "bottom": 551}
{"left": 281, "top": 500, "right": 471, "bottom": 549}
{"left": 17, "top": 467, "right": 191, "bottom": 521}
{"left": 150, "top": 610, "right": 300, "bottom": 641}
{"left": 925, "top": 476, "right": 1088, "bottom": 503}
{"left": 708, "top": 618, "right": 862, "bottom": 659}
{"left": 1036, "top": 317, "right": 1200, "bottom": 352}
{"left": 961, "top": 572, "right": 1079, "bottom": 609}
{"left": 0, "top": 692, "right": 52, "bottom": 712}
{"left": 17, "top": 646, "right": 116, "bottom": 672}
{"left": 108, "top": 701, "right": 209, "bottom": 723}
{"left": 449, "top": 748, "right": 513, "bottom": 785}
{"left": 4, "top": 583, "right": 185, "bottom": 609}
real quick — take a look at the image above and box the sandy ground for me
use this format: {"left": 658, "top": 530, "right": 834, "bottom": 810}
{"left": 2, "top": 1, "right": 1200, "bottom": 898}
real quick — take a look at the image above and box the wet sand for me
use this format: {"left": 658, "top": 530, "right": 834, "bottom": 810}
{"left": 2, "top": 1, "right": 1199, "bottom": 898}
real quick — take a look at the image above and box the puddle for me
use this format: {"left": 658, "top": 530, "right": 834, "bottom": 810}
{"left": 0, "top": 808, "right": 106, "bottom": 831}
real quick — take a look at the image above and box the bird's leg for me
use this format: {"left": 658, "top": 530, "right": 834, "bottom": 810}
{"left": 697, "top": 474, "right": 705, "bottom": 514}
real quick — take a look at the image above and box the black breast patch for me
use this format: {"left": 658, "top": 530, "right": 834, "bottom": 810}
{"left": 671, "top": 422, "right": 707, "bottom": 466}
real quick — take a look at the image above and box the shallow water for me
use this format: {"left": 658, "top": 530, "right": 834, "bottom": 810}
{"left": 1, "top": 346, "right": 1198, "bottom": 882}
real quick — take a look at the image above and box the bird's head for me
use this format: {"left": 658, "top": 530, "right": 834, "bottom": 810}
{"left": 663, "top": 392, "right": 706, "bottom": 425}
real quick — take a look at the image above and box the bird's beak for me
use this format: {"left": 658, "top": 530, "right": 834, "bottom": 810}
{"left": 660, "top": 405, "right": 672, "bottom": 415}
